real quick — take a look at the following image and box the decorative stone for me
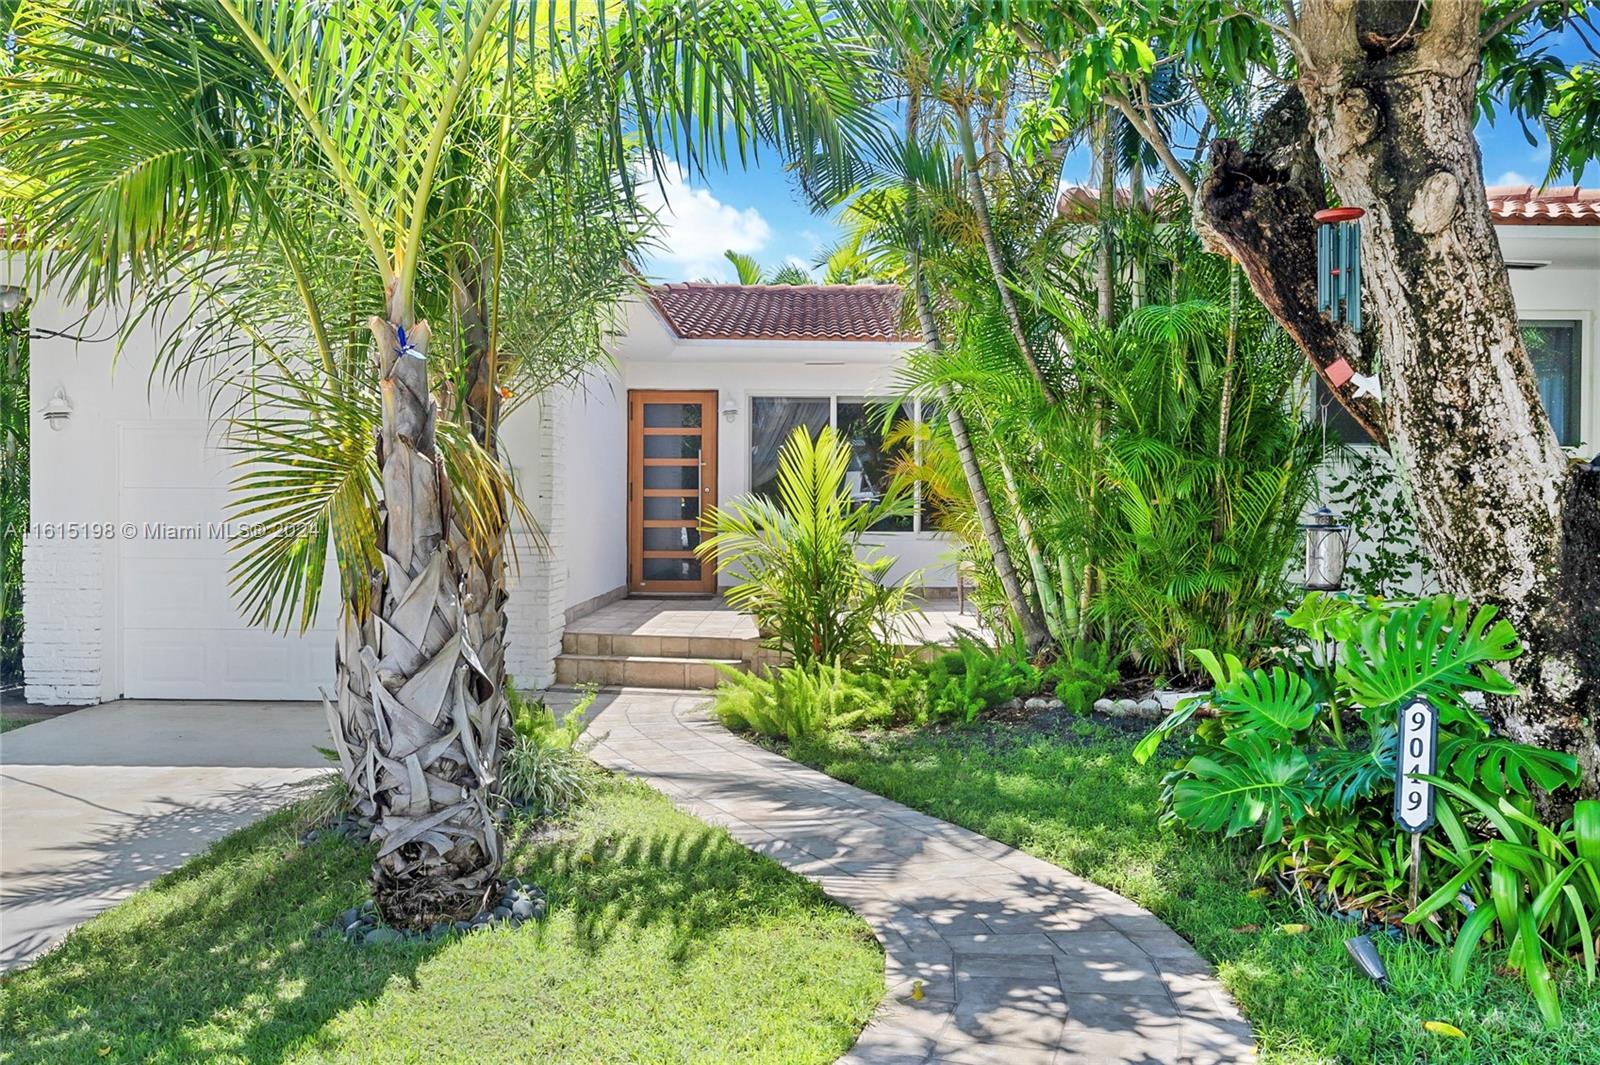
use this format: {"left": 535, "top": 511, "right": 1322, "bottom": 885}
{"left": 512, "top": 898, "right": 535, "bottom": 919}
{"left": 1156, "top": 690, "right": 1205, "bottom": 711}
{"left": 1136, "top": 698, "right": 1162, "bottom": 718}
{"left": 1023, "top": 697, "right": 1051, "bottom": 711}
{"left": 1092, "top": 698, "right": 1116, "bottom": 715}
{"left": 364, "top": 927, "right": 403, "bottom": 946}
{"left": 1114, "top": 698, "right": 1140, "bottom": 716}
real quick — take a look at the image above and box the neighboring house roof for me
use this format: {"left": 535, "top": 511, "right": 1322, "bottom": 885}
{"left": 1056, "top": 182, "right": 1600, "bottom": 227}
{"left": 647, "top": 282, "right": 914, "bottom": 342}
{"left": 1484, "top": 184, "right": 1600, "bottom": 225}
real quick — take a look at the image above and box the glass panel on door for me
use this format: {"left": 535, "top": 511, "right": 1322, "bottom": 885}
{"left": 630, "top": 391, "right": 717, "bottom": 594}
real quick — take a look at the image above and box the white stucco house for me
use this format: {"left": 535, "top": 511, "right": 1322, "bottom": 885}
{"left": 10, "top": 184, "right": 1598, "bottom": 705}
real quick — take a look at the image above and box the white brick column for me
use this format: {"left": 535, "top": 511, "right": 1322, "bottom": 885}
{"left": 504, "top": 394, "right": 567, "bottom": 690}
{"left": 21, "top": 538, "right": 105, "bottom": 705}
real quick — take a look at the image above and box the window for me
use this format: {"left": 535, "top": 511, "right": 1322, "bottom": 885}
{"left": 1311, "top": 318, "right": 1585, "bottom": 448}
{"left": 837, "top": 398, "right": 914, "bottom": 531}
{"left": 749, "top": 395, "right": 935, "bottom": 532}
{"left": 1311, "top": 377, "right": 1375, "bottom": 446}
{"left": 1523, "top": 320, "right": 1583, "bottom": 447}
{"left": 749, "top": 397, "right": 829, "bottom": 500}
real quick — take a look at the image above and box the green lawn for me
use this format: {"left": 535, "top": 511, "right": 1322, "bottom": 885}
{"left": 0, "top": 774, "right": 883, "bottom": 1064}
{"left": 781, "top": 715, "right": 1600, "bottom": 1065}
{"left": 0, "top": 715, "right": 32, "bottom": 733}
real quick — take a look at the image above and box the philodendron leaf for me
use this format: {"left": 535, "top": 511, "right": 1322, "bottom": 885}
{"left": 1338, "top": 596, "right": 1522, "bottom": 723}
{"left": 1168, "top": 732, "right": 1312, "bottom": 845}
{"left": 1439, "top": 735, "right": 1580, "bottom": 797}
{"left": 1212, "top": 666, "right": 1317, "bottom": 740}
{"left": 1133, "top": 695, "right": 1204, "bottom": 765}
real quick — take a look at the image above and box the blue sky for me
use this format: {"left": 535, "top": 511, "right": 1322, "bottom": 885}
{"left": 639, "top": 38, "right": 1590, "bottom": 284}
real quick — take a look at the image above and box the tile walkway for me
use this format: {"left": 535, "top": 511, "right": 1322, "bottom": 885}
{"left": 582, "top": 689, "right": 1256, "bottom": 1065}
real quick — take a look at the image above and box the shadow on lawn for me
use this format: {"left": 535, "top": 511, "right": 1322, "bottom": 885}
{"left": 1, "top": 812, "right": 445, "bottom": 1065}
{"left": 510, "top": 802, "right": 842, "bottom": 965}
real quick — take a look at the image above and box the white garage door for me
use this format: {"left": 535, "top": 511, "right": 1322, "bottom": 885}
{"left": 118, "top": 422, "right": 335, "bottom": 699}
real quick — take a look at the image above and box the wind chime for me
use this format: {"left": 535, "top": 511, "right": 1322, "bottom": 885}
{"left": 1299, "top": 205, "right": 1368, "bottom": 599}
{"left": 1315, "top": 206, "right": 1364, "bottom": 331}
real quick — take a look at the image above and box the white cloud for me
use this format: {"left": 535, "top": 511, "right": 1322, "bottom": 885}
{"left": 1492, "top": 170, "right": 1532, "bottom": 187}
{"left": 637, "top": 163, "right": 772, "bottom": 281}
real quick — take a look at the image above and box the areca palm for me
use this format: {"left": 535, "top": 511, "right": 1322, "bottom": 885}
{"left": 3, "top": 0, "right": 863, "bottom": 926}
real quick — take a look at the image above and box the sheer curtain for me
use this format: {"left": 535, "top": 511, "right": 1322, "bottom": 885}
{"left": 1523, "top": 321, "right": 1580, "bottom": 446}
{"left": 750, "top": 397, "right": 830, "bottom": 499}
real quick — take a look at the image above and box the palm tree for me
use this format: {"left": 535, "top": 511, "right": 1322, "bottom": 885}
{"left": 722, "top": 249, "right": 813, "bottom": 285}
{"left": 4, "top": 0, "right": 862, "bottom": 927}
{"left": 800, "top": 6, "right": 1053, "bottom": 653}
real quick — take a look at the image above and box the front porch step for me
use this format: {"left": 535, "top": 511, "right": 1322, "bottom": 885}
{"left": 552, "top": 653, "right": 744, "bottom": 690}
{"left": 561, "top": 631, "right": 756, "bottom": 661}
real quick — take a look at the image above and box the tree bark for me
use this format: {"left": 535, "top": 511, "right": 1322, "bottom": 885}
{"left": 324, "top": 304, "right": 507, "bottom": 928}
{"left": 1197, "top": 1, "right": 1600, "bottom": 792}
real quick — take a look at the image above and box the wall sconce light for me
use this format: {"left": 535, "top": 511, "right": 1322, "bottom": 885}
{"left": 1300, "top": 504, "right": 1350, "bottom": 591}
{"left": 0, "top": 285, "right": 25, "bottom": 314}
{"left": 721, "top": 396, "right": 738, "bottom": 423}
{"left": 42, "top": 386, "right": 73, "bottom": 431}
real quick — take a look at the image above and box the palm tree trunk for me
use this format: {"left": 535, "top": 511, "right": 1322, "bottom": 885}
{"left": 1095, "top": 113, "right": 1117, "bottom": 327}
{"left": 1078, "top": 111, "right": 1118, "bottom": 642}
{"left": 989, "top": 425, "right": 1066, "bottom": 645}
{"left": 324, "top": 307, "right": 505, "bottom": 929}
{"left": 909, "top": 259, "right": 1051, "bottom": 653}
{"left": 954, "top": 102, "right": 1058, "bottom": 404}
{"left": 1213, "top": 260, "right": 1241, "bottom": 536}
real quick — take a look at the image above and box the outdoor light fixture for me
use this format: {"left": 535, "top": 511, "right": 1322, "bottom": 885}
{"left": 1345, "top": 934, "right": 1390, "bottom": 991}
{"left": 42, "top": 386, "right": 73, "bottom": 431}
{"left": 721, "top": 396, "right": 738, "bottom": 422}
{"left": 1300, "top": 504, "right": 1350, "bottom": 591}
{"left": 0, "top": 284, "right": 24, "bottom": 314}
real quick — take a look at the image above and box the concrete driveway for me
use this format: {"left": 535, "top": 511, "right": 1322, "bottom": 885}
{"left": 0, "top": 700, "right": 329, "bottom": 971}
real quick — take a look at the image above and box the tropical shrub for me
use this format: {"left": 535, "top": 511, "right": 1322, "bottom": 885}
{"left": 1, "top": 303, "right": 26, "bottom": 686}
{"left": 499, "top": 683, "right": 593, "bottom": 816}
{"left": 699, "top": 425, "right": 916, "bottom": 666}
{"left": 712, "top": 661, "right": 922, "bottom": 739}
{"left": 1042, "top": 641, "right": 1120, "bottom": 714}
{"left": 922, "top": 638, "right": 1040, "bottom": 724}
{"left": 1136, "top": 592, "right": 1590, "bottom": 1022}
{"left": 1406, "top": 782, "right": 1600, "bottom": 1027}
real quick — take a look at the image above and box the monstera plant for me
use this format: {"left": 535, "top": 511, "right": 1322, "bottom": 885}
{"left": 1136, "top": 592, "right": 1592, "bottom": 1024}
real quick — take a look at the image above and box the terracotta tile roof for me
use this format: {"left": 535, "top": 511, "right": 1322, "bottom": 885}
{"left": 1485, "top": 184, "right": 1600, "bottom": 225}
{"left": 647, "top": 282, "right": 914, "bottom": 341}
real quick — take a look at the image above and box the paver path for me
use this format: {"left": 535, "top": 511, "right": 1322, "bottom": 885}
{"left": 583, "top": 689, "right": 1256, "bottom": 1065}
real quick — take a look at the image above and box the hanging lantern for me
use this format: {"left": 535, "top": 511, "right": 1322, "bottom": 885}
{"left": 1300, "top": 504, "right": 1351, "bottom": 591}
{"left": 1315, "top": 206, "right": 1364, "bottom": 331}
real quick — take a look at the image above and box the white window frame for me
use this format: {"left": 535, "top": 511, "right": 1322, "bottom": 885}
{"left": 748, "top": 393, "right": 937, "bottom": 535}
{"left": 1519, "top": 313, "right": 1592, "bottom": 456}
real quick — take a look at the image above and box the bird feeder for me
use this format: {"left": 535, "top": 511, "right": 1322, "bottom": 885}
{"left": 1315, "top": 206, "right": 1364, "bottom": 331}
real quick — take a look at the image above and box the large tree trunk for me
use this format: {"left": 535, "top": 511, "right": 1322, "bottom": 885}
{"left": 1197, "top": 2, "right": 1600, "bottom": 792}
{"left": 324, "top": 305, "right": 507, "bottom": 928}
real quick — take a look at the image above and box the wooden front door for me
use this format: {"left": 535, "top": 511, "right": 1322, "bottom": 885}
{"left": 627, "top": 390, "right": 718, "bottom": 595}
